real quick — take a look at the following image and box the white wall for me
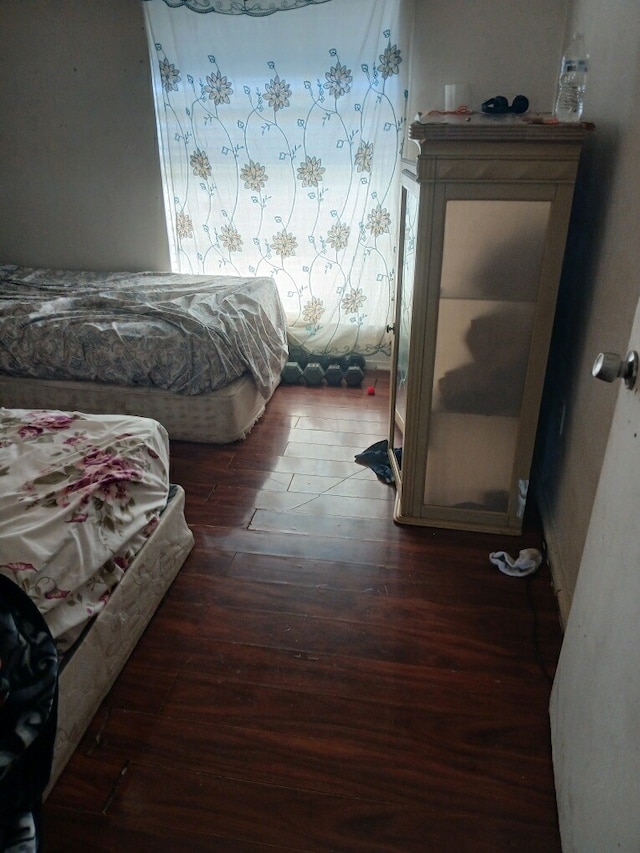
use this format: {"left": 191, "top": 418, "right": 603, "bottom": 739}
{"left": 0, "top": 0, "right": 171, "bottom": 271}
{"left": 0, "top": 0, "right": 568, "bottom": 272}
{"left": 543, "top": 0, "right": 640, "bottom": 835}
{"left": 535, "top": 0, "right": 640, "bottom": 622}
{"left": 407, "top": 0, "right": 568, "bottom": 119}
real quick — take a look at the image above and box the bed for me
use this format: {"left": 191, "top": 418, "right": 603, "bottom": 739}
{"left": 0, "top": 266, "right": 289, "bottom": 443}
{"left": 0, "top": 406, "right": 194, "bottom": 846}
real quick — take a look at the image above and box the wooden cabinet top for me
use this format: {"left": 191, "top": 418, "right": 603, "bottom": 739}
{"left": 409, "top": 113, "right": 593, "bottom": 147}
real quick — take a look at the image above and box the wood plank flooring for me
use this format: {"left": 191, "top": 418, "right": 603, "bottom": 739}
{"left": 43, "top": 371, "right": 564, "bottom": 852}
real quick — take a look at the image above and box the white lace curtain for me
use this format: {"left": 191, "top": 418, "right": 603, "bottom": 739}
{"left": 143, "top": 0, "right": 409, "bottom": 358}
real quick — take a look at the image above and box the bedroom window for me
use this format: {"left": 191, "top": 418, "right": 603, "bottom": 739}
{"left": 142, "top": 0, "right": 410, "bottom": 359}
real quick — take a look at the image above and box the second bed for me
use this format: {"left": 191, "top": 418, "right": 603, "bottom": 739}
{"left": 0, "top": 266, "right": 289, "bottom": 442}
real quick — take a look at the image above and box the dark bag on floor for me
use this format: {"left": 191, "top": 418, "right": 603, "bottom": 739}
{"left": 0, "top": 576, "right": 58, "bottom": 853}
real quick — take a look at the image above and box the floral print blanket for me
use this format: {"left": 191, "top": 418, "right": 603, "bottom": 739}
{"left": 0, "top": 408, "right": 171, "bottom": 653}
{"left": 0, "top": 266, "right": 288, "bottom": 397}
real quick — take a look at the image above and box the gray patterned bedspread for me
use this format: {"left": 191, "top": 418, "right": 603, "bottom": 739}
{"left": 0, "top": 266, "right": 288, "bottom": 397}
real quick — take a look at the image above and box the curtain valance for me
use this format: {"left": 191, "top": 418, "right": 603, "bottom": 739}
{"left": 141, "top": 0, "right": 333, "bottom": 16}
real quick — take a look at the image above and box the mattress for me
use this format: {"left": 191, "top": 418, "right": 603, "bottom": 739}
{"left": 0, "top": 370, "right": 274, "bottom": 443}
{"left": 0, "top": 265, "right": 288, "bottom": 397}
{"left": 0, "top": 407, "right": 194, "bottom": 798}
{"left": 49, "top": 481, "right": 193, "bottom": 791}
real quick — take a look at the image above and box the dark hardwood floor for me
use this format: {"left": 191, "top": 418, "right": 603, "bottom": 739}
{"left": 43, "top": 371, "right": 564, "bottom": 852}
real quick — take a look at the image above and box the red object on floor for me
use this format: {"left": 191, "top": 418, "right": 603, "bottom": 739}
{"left": 367, "top": 386, "right": 375, "bottom": 395}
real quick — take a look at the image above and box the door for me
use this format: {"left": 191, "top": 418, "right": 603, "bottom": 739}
{"left": 550, "top": 298, "right": 640, "bottom": 850}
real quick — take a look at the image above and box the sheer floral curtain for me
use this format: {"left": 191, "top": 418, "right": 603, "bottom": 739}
{"left": 143, "top": 0, "right": 409, "bottom": 359}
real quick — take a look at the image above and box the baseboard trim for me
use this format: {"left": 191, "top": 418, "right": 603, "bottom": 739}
{"left": 365, "top": 354, "right": 391, "bottom": 370}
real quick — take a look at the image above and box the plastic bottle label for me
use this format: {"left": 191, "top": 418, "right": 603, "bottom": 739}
{"left": 563, "top": 59, "right": 588, "bottom": 73}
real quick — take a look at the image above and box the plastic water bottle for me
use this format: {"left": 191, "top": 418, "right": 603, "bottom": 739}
{"left": 554, "top": 32, "right": 589, "bottom": 122}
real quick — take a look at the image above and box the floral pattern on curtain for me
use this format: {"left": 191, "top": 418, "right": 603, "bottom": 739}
{"left": 142, "top": 0, "right": 333, "bottom": 14}
{"left": 143, "top": 0, "right": 408, "bottom": 358}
